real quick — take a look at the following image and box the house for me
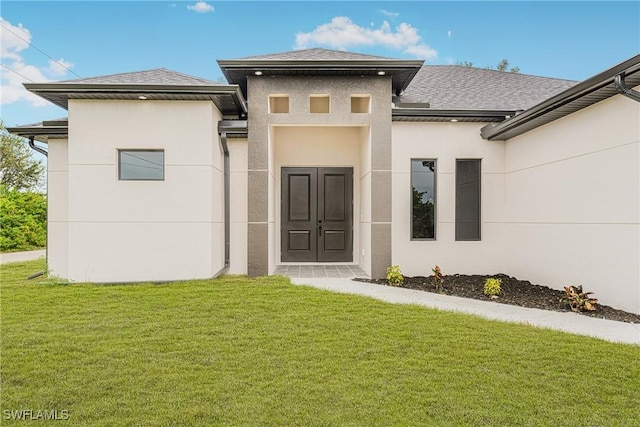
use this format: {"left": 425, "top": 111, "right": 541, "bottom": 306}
{"left": 8, "top": 49, "right": 640, "bottom": 314}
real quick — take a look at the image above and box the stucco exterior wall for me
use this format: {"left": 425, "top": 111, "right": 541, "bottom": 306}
{"left": 228, "top": 137, "right": 248, "bottom": 274}
{"left": 391, "top": 122, "right": 506, "bottom": 276}
{"left": 247, "top": 75, "right": 391, "bottom": 277}
{"left": 47, "top": 138, "right": 69, "bottom": 279}
{"left": 504, "top": 93, "right": 640, "bottom": 313}
{"left": 65, "top": 99, "right": 224, "bottom": 282}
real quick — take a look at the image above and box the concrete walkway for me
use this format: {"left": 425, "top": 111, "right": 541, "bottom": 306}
{"left": 290, "top": 277, "right": 640, "bottom": 346}
{"left": 0, "top": 249, "right": 46, "bottom": 264}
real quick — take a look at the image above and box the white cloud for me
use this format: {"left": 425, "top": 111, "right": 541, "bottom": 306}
{"left": 0, "top": 17, "right": 31, "bottom": 60}
{"left": 295, "top": 17, "right": 437, "bottom": 60}
{"left": 0, "top": 18, "right": 75, "bottom": 107}
{"left": 187, "top": 2, "right": 214, "bottom": 13}
{"left": 1, "top": 60, "right": 50, "bottom": 106}
{"left": 448, "top": 30, "right": 452, "bottom": 38}
{"left": 48, "top": 58, "right": 74, "bottom": 76}
{"left": 379, "top": 9, "right": 399, "bottom": 18}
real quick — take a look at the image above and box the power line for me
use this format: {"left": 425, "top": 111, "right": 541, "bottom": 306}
{"left": 0, "top": 22, "right": 81, "bottom": 78}
{"left": 1, "top": 63, "right": 35, "bottom": 82}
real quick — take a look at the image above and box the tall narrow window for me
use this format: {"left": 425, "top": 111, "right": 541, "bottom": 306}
{"left": 118, "top": 149, "right": 164, "bottom": 181}
{"left": 455, "top": 159, "right": 481, "bottom": 241}
{"left": 411, "top": 159, "right": 436, "bottom": 239}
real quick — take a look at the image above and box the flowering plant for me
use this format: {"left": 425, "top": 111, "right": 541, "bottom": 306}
{"left": 432, "top": 265, "right": 444, "bottom": 293}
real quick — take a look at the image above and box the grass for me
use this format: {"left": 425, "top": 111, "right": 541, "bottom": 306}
{"left": 1, "top": 260, "right": 639, "bottom": 426}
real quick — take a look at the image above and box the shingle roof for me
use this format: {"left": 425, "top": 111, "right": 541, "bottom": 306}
{"left": 397, "top": 66, "right": 577, "bottom": 110}
{"left": 234, "top": 48, "right": 396, "bottom": 61}
{"left": 54, "top": 68, "right": 220, "bottom": 86}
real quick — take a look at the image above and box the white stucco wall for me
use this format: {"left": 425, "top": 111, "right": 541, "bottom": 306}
{"left": 65, "top": 100, "right": 224, "bottom": 282}
{"left": 47, "top": 138, "right": 69, "bottom": 279}
{"left": 228, "top": 138, "right": 248, "bottom": 274}
{"left": 504, "top": 93, "right": 640, "bottom": 313}
{"left": 391, "top": 122, "right": 506, "bottom": 276}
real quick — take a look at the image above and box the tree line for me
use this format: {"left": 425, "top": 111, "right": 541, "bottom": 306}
{"left": 0, "top": 121, "right": 47, "bottom": 252}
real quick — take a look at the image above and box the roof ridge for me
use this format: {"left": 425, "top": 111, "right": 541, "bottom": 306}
{"left": 231, "top": 47, "right": 398, "bottom": 61}
{"left": 51, "top": 68, "right": 221, "bottom": 86}
{"left": 55, "top": 68, "right": 167, "bottom": 84}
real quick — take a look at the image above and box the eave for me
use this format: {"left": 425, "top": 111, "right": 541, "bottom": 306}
{"left": 393, "top": 108, "right": 518, "bottom": 123}
{"left": 481, "top": 54, "right": 640, "bottom": 141}
{"left": 6, "top": 119, "right": 69, "bottom": 143}
{"left": 217, "top": 59, "right": 424, "bottom": 98}
{"left": 23, "top": 83, "right": 248, "bottom": 117}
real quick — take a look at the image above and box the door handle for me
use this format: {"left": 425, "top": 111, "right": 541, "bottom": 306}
{"left": 318, "top": 220, "right": 322, "bottom": 237}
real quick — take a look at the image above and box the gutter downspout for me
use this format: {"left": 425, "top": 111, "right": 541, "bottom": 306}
{"left": 28, "top": 136, "right": 48, "bottom": 157}
{"left": 211, "top": 120, "right": 247, "bottom": 279}
{"left": 614, "top": 73, "right": 640, "bottom": 102}
{"left": 210, "top": 130, "right": 231, "bottom": 278}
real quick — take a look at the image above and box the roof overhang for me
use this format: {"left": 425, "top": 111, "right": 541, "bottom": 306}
{"left": 481, "top": 54, "right": 640, "bottom": 141}
{"left": 23, "top": 83, "right": 248, "bottom": 117}
{"left": 217, "top": 59, "right": 424, "bottom": 98}
{"left": 393, "top": 108, "right": 518, "bottom": 123}
{"left": 6, "top": 118, "right": 68, "bottom": 143}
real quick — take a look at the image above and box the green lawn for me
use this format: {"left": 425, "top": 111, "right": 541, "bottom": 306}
{"left": 1, "top": 260, "right": 639, "bottom": 426}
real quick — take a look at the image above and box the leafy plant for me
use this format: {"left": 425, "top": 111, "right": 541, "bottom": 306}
{"left": 564, "top": 285, "right": 598, "bottom": 312}
{"left": 0, "top": 185, "right": 47, "bottom": 252}
{"left": 432, "top": 265, "right": 444, "bottom": 293}
{"left": 484, "top": 278, "right": 502, "bottom": 296}
{"left": 1, "top": 121, "right": 45, "bottom": 192}
{"left": 386, "top": 265, "right": 404, "bottom": 286}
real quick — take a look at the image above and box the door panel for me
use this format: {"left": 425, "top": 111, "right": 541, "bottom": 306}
{"left": 281, "top": 167, "right": 353, "bottom": 262}
{"left": 281, "top": 168, "right": 317, "bottom": 262}
{"left": 318, "top": 168, "right": 353, "bottom": 262}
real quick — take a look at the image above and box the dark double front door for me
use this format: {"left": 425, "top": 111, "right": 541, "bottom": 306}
{"left": 281, "top": 167, "right": 353, "bottom": 262}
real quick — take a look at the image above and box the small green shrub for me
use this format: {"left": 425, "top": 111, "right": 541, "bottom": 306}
{"left": 432, "top": 265, "right": 444, "bottom": 293}
{"left": 386, "top": 265, "right": 404, "bottom": 286}
{"left": 564, "top": 285, "right": 598, "bottom": 312}
{"left": 484, "top": 278, "right": 502, "bottom": 296}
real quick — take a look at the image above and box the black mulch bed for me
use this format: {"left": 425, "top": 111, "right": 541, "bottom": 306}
{"left": 353, "top": 274, "right": 640, "bottom": 324}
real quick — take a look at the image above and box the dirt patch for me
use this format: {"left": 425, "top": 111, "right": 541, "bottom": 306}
{"left": 354, "top": 274, "right": 640, "bottom": 324}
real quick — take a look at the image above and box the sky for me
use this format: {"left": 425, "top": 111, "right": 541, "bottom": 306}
{"left": 1, "top": 1, "right": 639, "bottom": 128}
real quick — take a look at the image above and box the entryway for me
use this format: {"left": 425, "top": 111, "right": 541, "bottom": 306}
{"left": 281, "top": 167, "right": 353, "bottom": 262}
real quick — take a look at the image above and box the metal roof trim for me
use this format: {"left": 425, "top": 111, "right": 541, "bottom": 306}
{"left": 23, "top": 83, "right": 248, "bottom": 114}
{"left": 393, "top": 108, "right": 518, "bottom": 121}
{"left": 480, "top": 54, "right": 640, "bottom": 141}
{"left": 6, "top": 123, "right": 68, "bottom": 143}
{"left": 218, "top": 58, "right": 424, "bottom": 96}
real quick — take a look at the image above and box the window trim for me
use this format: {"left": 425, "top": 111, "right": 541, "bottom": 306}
{"left": 455, "top": 158, "right": 481, "bottom": 241}
{"left": 118, "top": 149, "right": 165, "bottom": 181}
{"left": 410, "top": 158, "right": 437, "bottom": 241}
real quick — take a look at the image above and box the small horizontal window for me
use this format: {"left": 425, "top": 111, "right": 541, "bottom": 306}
{"left": 118, "top": 149, "right": 164, "bottom": 181}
